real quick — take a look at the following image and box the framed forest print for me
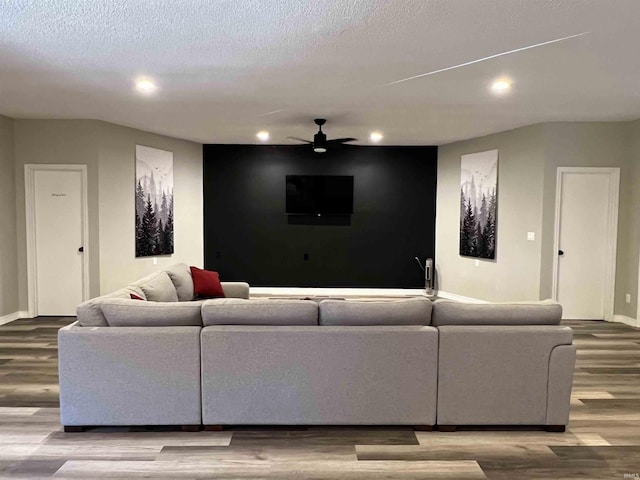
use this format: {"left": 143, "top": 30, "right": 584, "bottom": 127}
{"left": 135, "top": 145, "right": 174, "bottom": 257}
{"left": 460, "top": 149, "right": 498, "bottom": 259}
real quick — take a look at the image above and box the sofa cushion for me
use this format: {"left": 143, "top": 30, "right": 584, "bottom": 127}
{"left": 165, "top": 263, "right": 194, "bottom": 301}
{"left": 319, "top": 297, "right": 432, "bottom": 326}
{"left": 131, "top": 271, "right": 178, "bottom": 302}
{"left": 431, "top": 299, "right": 562, "bottom": 326}
{"left": 202, "top": 299, "right": 318, "bottom": 326}
{"left": 76, "top": 286, "right": 146, "bottom": 326}
{"left": 100, "top": 298, "right": 205, "bottom": 326}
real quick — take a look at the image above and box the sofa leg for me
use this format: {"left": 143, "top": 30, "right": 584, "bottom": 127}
{"left": 64, "top": 426, "right": 85, "bottom": 433}
{"left": 438, "top": 425, "right": 457, "bottom": 432}
{"left": 180, "top": 425, "right": 201, "bottom": 432}
{"left": 414, "top": 425, "right": 434, "bottom": 431}
{"left": 546, "top": 425, "right": 566, "bottom": 433}
{"left": 204, "top": 425, "right": 224, "bottom": 431}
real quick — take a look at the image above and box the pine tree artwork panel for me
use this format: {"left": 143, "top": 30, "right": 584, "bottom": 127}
{"left": 459, "top": 149, "right": 498, "bottom": 259}
{"left": 135, "top": 145, "right": 174, "bottom": 257}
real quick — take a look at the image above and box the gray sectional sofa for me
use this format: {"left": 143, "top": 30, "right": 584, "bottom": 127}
{"left": 58, "top": 264, "right": 576, "bottom": 432}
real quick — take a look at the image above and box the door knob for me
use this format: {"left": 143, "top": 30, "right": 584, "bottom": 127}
{"left": 558, "top": 250, "right": 564, "bottom": 256}
{"left": 78, "top": 247, "right": 84, "bottom": 253}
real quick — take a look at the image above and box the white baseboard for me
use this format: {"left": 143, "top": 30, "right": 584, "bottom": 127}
{"left": 0, "top": 311, "right": 30, "bottom": 326}
{"left": 250, "top": 287, "right": 426, "bottom": 297}
{"left": 611, "top": 314, "right": 639, "bottom": 328}
{"left": 436, "top": 291, "right": 489, "bottom": 304}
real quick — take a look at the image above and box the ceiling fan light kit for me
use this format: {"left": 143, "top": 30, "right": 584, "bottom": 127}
{"left": 288, "top": 118, "right": 357, "bottom": 153}
{"left": 313, "top": 119, "right": 327, "bottom": 153}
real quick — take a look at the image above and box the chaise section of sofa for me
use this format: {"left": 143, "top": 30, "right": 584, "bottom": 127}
{"left": 74, "top": 263, "right": 250, "bottom": 327}
{"left": 432, "top": 300, "right": 576, "bottom": 430}
{"left": 59, "top": 263, "right": 250, "bottom": 430}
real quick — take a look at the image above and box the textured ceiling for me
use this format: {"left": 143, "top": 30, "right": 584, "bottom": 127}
{"left": 1, "top": 0, "right": 639, "bottom": 145}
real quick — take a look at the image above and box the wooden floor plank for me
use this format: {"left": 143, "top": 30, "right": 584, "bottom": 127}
{"left": 54, "top": 459, "right": 487, "bottom": 479}
{"left": 229, "top": 427, "right": 420, "bottom": 446}
{"left": 156, "top": 444, "right": 357, "bottom": 462}
{"left": 355, "top": 444, "right": 555, "bottom": 461}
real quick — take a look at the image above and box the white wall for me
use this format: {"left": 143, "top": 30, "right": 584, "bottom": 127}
{"left": 437, "top": 121, "right": 638, "bottom": 317}
{"left": 14, "top": 120, "right": 102, "bottom": 310}
{"left": 8, "top": 116, "right": 640, "bottom": 318}
{"left": 13, "top": 119, "right": 203, "bottom": 310}
{"left": 97, "top": 122, "right": 203, "bottom": 294}
{"left": 0, "top": 115, "right": 18, "bottom": 317}
{"left": 436, "top": 124, "right": 546, "bottom": 302}
{"left": 624, "top": 120, "right": 640, "bottom": 319}
{"left": 539, "top": 122, "right": 634, "bottom": 316}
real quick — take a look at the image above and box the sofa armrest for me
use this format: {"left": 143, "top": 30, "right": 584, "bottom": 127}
{"left": 436, "top": 325, "right": 574, "bottom": 425}
{"left": 546, "top": 344, "right": 577, "bottom": 425}
{"left": 221, "top": 282, "right": 250, "bottom": 299}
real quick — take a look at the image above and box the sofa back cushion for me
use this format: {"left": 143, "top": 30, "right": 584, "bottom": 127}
{"left": 202, "top": 299, "right": 318, "bottom": 326}
{"left": 131, "top": 271, "right": 178, "bottom": 302}
{"left": 100, "top": 298, "right": 204, "bottom": 326}
{"left": 165, "top": 263, "right": 194, "bottom": 301}
{"left": 76, "top": 286, "right": 146, "bottom": 326}
{"left": 319, "top": 297, "right": 432, "bottom": 326}
{"left": 432, "top": 299, "right": 562, "bottom": 326}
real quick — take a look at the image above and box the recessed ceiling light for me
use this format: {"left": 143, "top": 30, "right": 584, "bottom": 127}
{"left": 256, "top": 131, "right": 270, "bottom": 141}
{"left": 370, "top": 131, "right": 384, "bottom": 143}
{"left": 135, "top": 77, "right": 157, "bottom": 95}
{"left": 491, "top": 78, "right": 512, "bottom": 95}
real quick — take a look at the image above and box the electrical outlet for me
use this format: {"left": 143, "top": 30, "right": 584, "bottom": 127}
{"left": 527, "top": 232, "right": 535, "bottom": 241}
{"left": 626, "top": 293, "right": 631, "bottom": 304}
{"left": 153, "top": 257, "right": 158, "bottom": 265}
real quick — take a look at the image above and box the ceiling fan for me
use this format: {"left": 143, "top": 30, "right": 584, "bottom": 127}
{"left": 288, "top": 119, "right": 357, "bottom": 153}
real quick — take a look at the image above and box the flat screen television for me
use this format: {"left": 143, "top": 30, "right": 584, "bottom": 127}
{"left": 286, "top": 175, "right": 354, "bottom": 215}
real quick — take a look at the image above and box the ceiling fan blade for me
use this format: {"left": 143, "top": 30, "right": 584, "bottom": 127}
{"left": 287, "top": 136, "right": 313, "bottom": 144}
{"left": 327, "top": 137, "right": 358, "bottom": 144}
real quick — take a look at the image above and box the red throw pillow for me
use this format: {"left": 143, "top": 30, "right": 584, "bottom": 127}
{"left": 190, "top": 266, "right": 226, "bottom": 299}
{"left": 130, "top": 293, "right": 145, "bottom": 301}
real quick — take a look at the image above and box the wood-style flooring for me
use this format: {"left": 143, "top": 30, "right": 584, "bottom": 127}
{"left": 1, "top": 317, "right": 639, "bottom": 479}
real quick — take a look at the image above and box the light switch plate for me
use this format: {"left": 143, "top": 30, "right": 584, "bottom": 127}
{"left": 527, "top": 232, "right": 535, "bottom": 241}
{"left": 626, "top": 293, "right": 631, "bottom": 304}
{"left": 474, "top": 259, "right": 480, "bottom": 267}
{"left": 153, "top": 257, "right": 158, "bottom": 265}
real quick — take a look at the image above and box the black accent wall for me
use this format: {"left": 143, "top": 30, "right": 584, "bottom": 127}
{"left": 203, "top": 144, "right": 437, "bottom": 288}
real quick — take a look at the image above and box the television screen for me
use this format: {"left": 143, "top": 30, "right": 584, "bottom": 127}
{"left": 286, "top": 175, "right": 354, "bottom": 214}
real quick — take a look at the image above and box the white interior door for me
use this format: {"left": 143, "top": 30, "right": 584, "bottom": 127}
{"left": 554, "top": 168, "right": 619, "bottom": 320}
{"left": 33, "top": 169, "right": 85, "bottom": 315}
